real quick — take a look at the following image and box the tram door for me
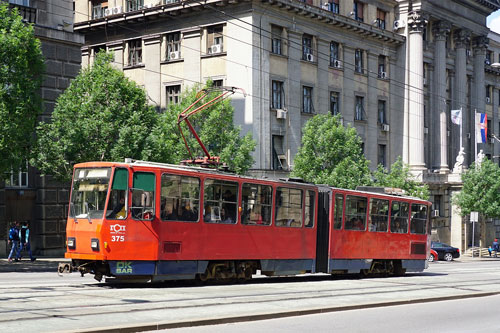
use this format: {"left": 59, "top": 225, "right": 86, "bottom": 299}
{"left": 315, "top": 189, "right": 330, "bottom": 273}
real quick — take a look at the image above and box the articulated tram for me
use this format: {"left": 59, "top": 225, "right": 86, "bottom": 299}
{"left": 61, "top": 159, "right": 431, "bottom": 282}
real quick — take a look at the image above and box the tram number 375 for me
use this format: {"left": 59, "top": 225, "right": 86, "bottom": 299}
{"left": 111, "top": 235, "right": 125, "bottom": 242}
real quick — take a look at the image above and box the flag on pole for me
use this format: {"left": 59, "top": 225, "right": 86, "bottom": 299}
{"left": 451, "top": 109, "right": 462, "bottom": 125}
{"left": 475, "top": 112, "right": 488, "bottom": 143}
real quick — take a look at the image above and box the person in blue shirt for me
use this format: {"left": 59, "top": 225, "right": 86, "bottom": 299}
{"left": 7, "top": 221, "right": 21, "bottom": 262}
{"left": 19, "top": 221, "right": 35, "bottom": 262}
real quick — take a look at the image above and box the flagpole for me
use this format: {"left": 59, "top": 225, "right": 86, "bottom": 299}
{"left": 460, "top": 107, "right": 463, "bottom": 150}
{"left": 474, "top": 109, "right": 477, "bottom": 167}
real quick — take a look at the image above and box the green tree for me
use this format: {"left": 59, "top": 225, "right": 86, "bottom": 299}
{"left": 452, "top": 159, "right": 500, "bottom": 218}
{"left": 372, "top": 156, "right": 430, "bottom": 200}
{"left": 31, "top": 53, "right": 159, "bottom": 182}
{"left": 0, "top": 3, "right": 44, "bottom": 177}
{"left": 292, "top": 114, "right": 372, "bottom": 189}
{"left": 143, "top": 83, "right": 256, "bottom": 174}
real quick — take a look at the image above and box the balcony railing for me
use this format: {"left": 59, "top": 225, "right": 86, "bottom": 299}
{"left": 9, "top": 3, "right": 36, "bottom": 24}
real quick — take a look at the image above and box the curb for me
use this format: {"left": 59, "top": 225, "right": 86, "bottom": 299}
{"left": 65, "top": 290, "right": 500, "bottom": 333}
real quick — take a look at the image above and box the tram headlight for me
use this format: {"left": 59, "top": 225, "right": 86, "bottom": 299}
{"left": 67, "top": 237, "right": 76, "bottom": 250}
{"left": 90, "top": 238, "right": 100, "bottom": 251}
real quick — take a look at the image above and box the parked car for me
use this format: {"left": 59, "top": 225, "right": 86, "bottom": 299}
{"left": 431, "top": 242, "right": 460, "bottom": 261}
{"left": 428, "top": 249, "right": 438, "bottom": 262}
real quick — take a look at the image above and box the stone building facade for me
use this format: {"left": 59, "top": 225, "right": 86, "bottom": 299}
{"left": 0, "top": 0, "right": 83, "bottom": 256}
{"left": 69, "top": 0, "right": 500, "bottom": 253}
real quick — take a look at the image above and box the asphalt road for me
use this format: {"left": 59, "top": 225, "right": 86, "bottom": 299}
{"left": 166, "top": 294, "right": 500, "bottom": 333}
{"left": 0, "top": 258, "right": 499, "bottom": 332}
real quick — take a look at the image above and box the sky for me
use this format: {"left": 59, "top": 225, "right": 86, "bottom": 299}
{"left": 488, "top": 10, "right": 500, "bottom": 34}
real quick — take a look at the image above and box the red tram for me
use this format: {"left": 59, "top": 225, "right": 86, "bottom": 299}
{"left": 61, "top": 160, "right": 431, "bottom": 282}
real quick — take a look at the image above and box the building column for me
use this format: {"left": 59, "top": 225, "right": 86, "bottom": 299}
{"left": 143, "top": 35, "right": 162, "bottom": 109}
{"left": 432, "top": 21, "right": 451, "bottom": 173}
{"left": 472, "top": 36, "right": 488, "bottom": 161}
{"left": 453, "top": 30, "right": 470, "bottom": 162}
{"left": 407, "top": 11, "right": 427, "bottom": 173}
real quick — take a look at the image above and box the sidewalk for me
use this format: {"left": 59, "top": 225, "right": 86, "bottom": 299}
{"left": 0, "top": 257, "right": 69, "bottom": 273}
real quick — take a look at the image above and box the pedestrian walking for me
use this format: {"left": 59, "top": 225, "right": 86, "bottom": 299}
{"left": 19, "top": 221, "right": 35, "bottom": 262}
{"left": 7, "top": 221, "right": 21, "bottom": 262}
{"left": 492, "top": 239, "right": 499, "bottom": 258}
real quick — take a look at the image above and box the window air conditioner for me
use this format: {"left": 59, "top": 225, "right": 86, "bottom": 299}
{"left": 276, "top": 109, "right": 287, "bottom": 119}
{"left": 423, "top": 78, "right": 427, "bottom": 85}
{"left": 210, "top": 44, "right": 222, "bottom": 54}
{"left": 144, "top": 3, "right": 154, "bottom": 8}
{"left": 432, "top": 210, "right": 440, "bottom": 217}
{"left": 486, "top": 97, "right": 491, "bottom": 103}
{"left": 306, "top": 53, "right": 314, "bottom": 62}
{"left": 490, "top": 137, "right": 495, "bottom": 144}
{"left": 333, "top": 59, "right": 342, "bottom": 68}
{"left": 169, "top": 51, "right": 180, "bottom": 60}
{"left": 382, "top": 124, "right": 390, "bottom": 132}
{"left": 112, "top": 6, "right": 122, "bottom": 14}
{"left": 165, "top": 0, "right": 179, "bottom": 3}
{"left": 393, "top": 20, "right": 405, "bottom": 30}
{"left": 104, "top": 8, "right": 112, "bottom": 16}
{"left": 380, "top": 71, "right": 387, "bottom": 79}
{"left": 424, "top": 127, "right": 429, "bottom": 134}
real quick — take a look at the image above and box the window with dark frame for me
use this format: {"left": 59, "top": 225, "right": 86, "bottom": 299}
{"left": 354, "top": 1, "right": 363, "bottom": 22}
{"left": 378, "top": 100, "right": 386, "bottom": 124}
{"left": 378, "top": 55, "right": 386, "bottom": 78}
{"left": 355, "top": 49, "right": 364, "bottom": 73}
{"left": 378, "top": 144, "right": 386, "bottom": 168}
{"left": 344, "top": 195, "right": 367, "bottom": 231}
{"left": 166, "top": 32, "right": 181, "bottom": 60}
{"left": 128, "top": 39, "right": 142, "bottom": 66}
{"left": 207, "top": 25, "right": 224, "bottom": 54}
{"left": 410, "top": 204, "right": 428, "bottom": 234}
{"left": 333, "top": 194, "right": 344, "bottom": 229}
{"left": 272, "top": 80, "right": 285, "bottom": 109}
{"left": 272, "top": 135, "right": 286, "bottom": 170}
{"left": 4, "top": 161, "right": 28, "bottom": 188}
{"left": 354, "top": 96, "right": 365, "bottom": 120}
{"left": 203, "top": 179, "right": 238, "bottom": 224}
{"left": 271, "top": 25, "right": 283, "bottom": 55}
{"left": 390, "top": 201, "right": 409, "bottom": 233}
{"left": 330, "top": 91, "right": 340, "bottom": 115}
{"left": 369, "top": 198, "right": 389, "bottom": 232}
{"left": 92, "top": 1, "right": 106, "bottom": 19}
{"left": 275, "top": 187, "right": 303, "bottom": 227}
{"left": 241, "top": 183, "right": 272, "bottom": 226}
{"left": 160, "top": 174, "right": 200, "bottom": 222}
{"left": 327, "top": 0, "right": 339, "bottom": 14}
{"left": 212, "top": 79, "right": 223, "bottom": 88}
{"left": 330, "top": 41, "right": 339, "bottom": 66}
{"left": 303, "top": 86, "right": 313, "bottom": 114}
{"left": 166, "top": 85, "right": 181, "bottom": 106}
{"left": 376, "top": 9, "right": 386, "bottom": 29}
{"left": 302, "top": 34, "right": 313, "bottom": 60}
{"left": 304, "top": 190, "right": 315, "bottom": 228}
{"left": 126, "top": 0, "right": 143, "bottom": 12}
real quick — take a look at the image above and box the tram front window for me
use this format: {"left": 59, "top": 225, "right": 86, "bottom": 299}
{"left": 70, "top": 168, "right": 111, "bottom": 219}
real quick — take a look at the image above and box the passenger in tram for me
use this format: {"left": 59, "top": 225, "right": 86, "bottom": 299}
{"left": 107, "top": 196, "right": 126, "bottom": 219}
{"left": 204, "top": 205, "right": 212, "bottom": 222}
{"left": 392, "top": 220, "right": 404, "bottom": 233}
{"left": 353, "top": 218, "right": 364, "bottom": 230}
{"left": 181, "top": 202, "right": 197, "bottom": 221}
{"left": 220, "top": 207, "right": 233, "bottom": 224}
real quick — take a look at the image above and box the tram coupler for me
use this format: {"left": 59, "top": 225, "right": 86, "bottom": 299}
{"left": 57, "top": 262, "right": 73, "bottom": 276}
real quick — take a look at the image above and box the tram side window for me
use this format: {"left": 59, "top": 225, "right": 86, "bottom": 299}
{"left": 275, "top": 187, "right": 303, "bottom": 227}
{"left": 344, "top": 195, "right": 367, "bottom": 231}
{"left": 204, "top": 179, "right": 238, "bottom": 224}
{"left": 410, "top": 203, "right": 427, "bottom": 234}
{"left": 107, "top": 168, "right": 128, "bottom": 219}
{"left": 304, "top": 190, "right": 315, "bottom": 228}
{"left": 333, "top": 194, "right": 344, "bottom": 229}
{"left": 390, "top": 201, "right": 409, "bottom": 233}
{"left": 368, "top": 198, "right": 389, "bottom": 232}
{"left": 241, "top": 183, "right": 272, "bottom": 225}
{"left": 161, "top": 174, "right": 200, "bottom": 222}
{"left": 131, "top": 172, "right": 155, "bottom": 220}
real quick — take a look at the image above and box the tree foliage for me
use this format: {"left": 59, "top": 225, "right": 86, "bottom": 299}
{"left": 292, "top": 114, "right": 372, "bottom": 189}
{"left": 452, "top": 159, "right": 500, "bottom": 218}
{"left": 372, "top": 156, "right": 430, "bottom": 200}
{"left": 143, "top": 83, "right": 256, "bottom": 174}
{"left": 0, "top": 3, "right": 44, "bottom": 176}
{"left": 31, "top": 53, "right": 159, "bottom": 182}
